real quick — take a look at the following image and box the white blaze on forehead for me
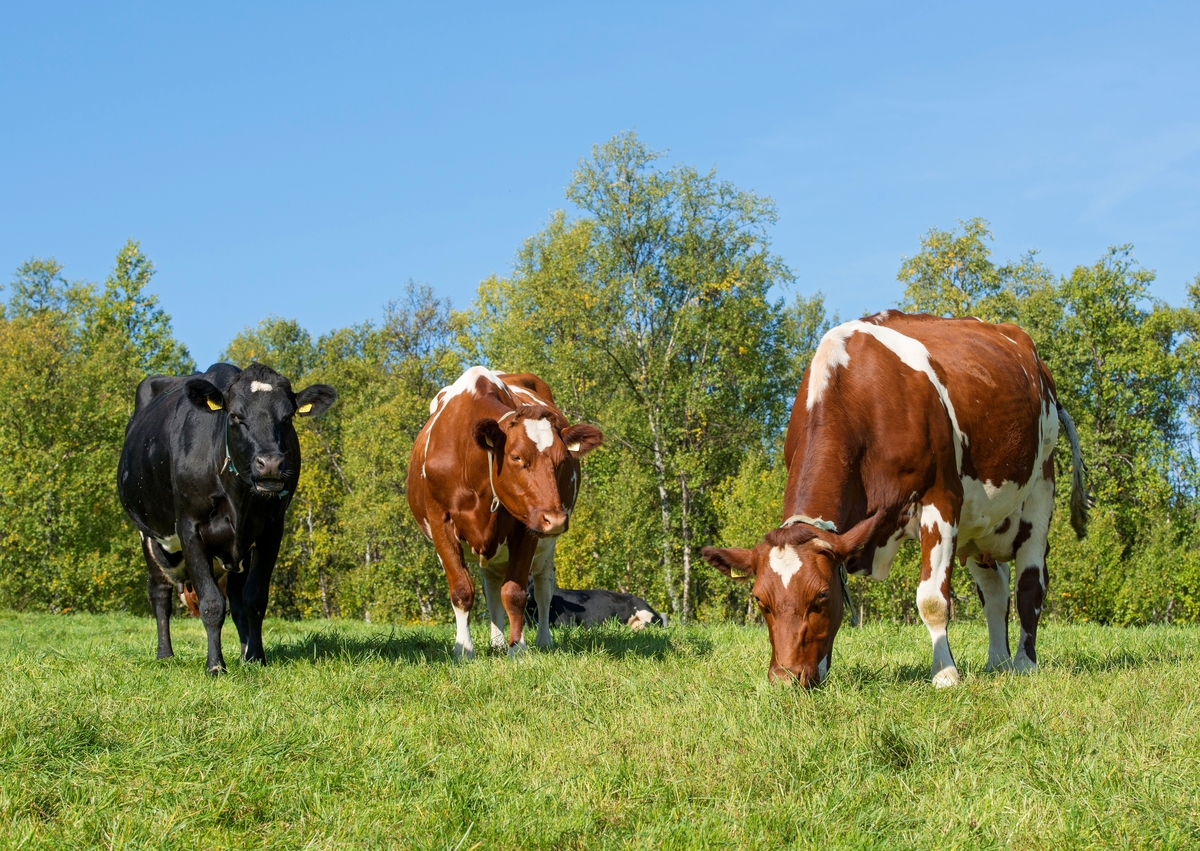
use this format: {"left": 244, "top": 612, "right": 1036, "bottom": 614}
{"left": 523, "top": 417, "right": 555, "bottom": 452}
{"left": 250, "top": 381, "right": 273, "bottom": 393}
{"left": 768, "top": 546, "right": 803, "bottom": 589}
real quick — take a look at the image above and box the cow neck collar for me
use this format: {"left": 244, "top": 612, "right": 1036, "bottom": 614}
{"left": 486, "top": 449, "right": 501, "bottom": 513}
{"left": 484, "top": 408, "right": 516, "bottom": 514}
{"left": 221, "top": 413, "right": 239, "bottom": 477}
{"left": 779, "top": 514, "right": 858, "bottom": 627}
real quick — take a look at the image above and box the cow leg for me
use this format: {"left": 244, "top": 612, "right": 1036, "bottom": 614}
{"left": 429, "top": 514, "right": 476, "bottom": 660}
{"left": 143, "top": 537, "right": 175, "bottom": 659}
{"left": 179, "top": 528, "right": 226, "bottom": 674}
{"left": 528, "top": 538, "right": 556, "bottom": 648}
{"left": 967, "top": 556, "right": 1011, "bottom": 671}
{"left": 237, "top": 534, "right": 279, "bottom": 664}
{"left": 480, "top": 563, "right": 509, "bottom": 650}
{"left": 502, "top": 530, "right": 538, "bottom": 658}
{"left": 1013, "top": 460, "right": 1055, "bottom": 672}
{"left": 916, "top": 501, "right": 960, "bottom": 687}
{"left": 226, "top": 565, "right": 250, "bottom": 659}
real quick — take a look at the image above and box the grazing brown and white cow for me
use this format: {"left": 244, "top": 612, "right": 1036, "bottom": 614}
{"left": 703, "top": 311, "right": 1087, "bottom": 687}
{"left": 407, "top": 366, "right": 603, "bottom": 658}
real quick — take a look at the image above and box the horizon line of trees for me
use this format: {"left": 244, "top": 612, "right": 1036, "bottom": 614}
{"left": 3, "top": 131, "right": 1200, "bottom": 627}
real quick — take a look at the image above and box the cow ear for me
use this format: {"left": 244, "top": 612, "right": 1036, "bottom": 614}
{"left": 828, "top": 512, "right": 880, "bottom": 562}
{"left": 561, "top": 423, "right": 604, "bottom": 457}
{"left": 473, "top": 418, "right": 506, "bottom": 451}
{"left": 294, "top": 384, "right": 337, "bottom": 417}
{"left": 701, "top": 546, "right": 757, "bottom": 581}
{"left": 185, "top": 379, "right": 225, "bottom": 413}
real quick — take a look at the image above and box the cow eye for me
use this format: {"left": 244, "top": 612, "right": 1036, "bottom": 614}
{"left": 509, "top": 453, "right": 522, "bottom": 464}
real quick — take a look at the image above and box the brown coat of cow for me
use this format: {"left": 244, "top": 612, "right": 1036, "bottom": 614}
{"left": 703, "top": 312, "right": 1087, "bottom": 686}
{"left": 407, "top": 367, "right": 602, "bottom": 657}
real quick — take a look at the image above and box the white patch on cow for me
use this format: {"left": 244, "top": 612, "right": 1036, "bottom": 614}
{"left": 480, "top": 566, "right": 508, "bottom": 649}
{"left": 917, "top": 503, "right": 960, "bottom": 686}
{"left": 511, "top": 386, "right": 550, "bottom": 408}
{"left": 1001, "top": 333, "right": 1020, "bottom": 345}
{"left": 523, "top": 417, "right": 555, "bottom": 452}
{"left": 421, "top": 520, "right": 432, "bottom": 541}
{"left": 968, "top": 558, "right": 1012, "bottom": 671}
{"left": 250, "top": 381, "right": 273, "bottom": 393}
{"left": 423, "top": 366, "right": 511, "bottom": 469}
{"left": 529, "top": 538, "right": 557, "bottom": 648}
{"left": 807, "top": 320, "right": 968, "bottom": 470}
{"left": 452, "top": 604, "right": 474, "bottom": 660}
{"left": 627, "top": 609, "right": 655, "bottom": 631}
{"left": 768, "top": 546, "right": 803, "bottom": 589}
{"left": 960, "top": 475, "right": 1026, "bottom": 542}
{"left": 155, "top": 533, "right": 181, "bottom": 554}
{"left": 817, "top": 655, "right": 829, "bottom": 683}
{"left": 806, "top": 324, "right": 855, "bottom": 410}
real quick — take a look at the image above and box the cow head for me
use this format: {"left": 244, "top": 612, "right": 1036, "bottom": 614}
{"left": 473, "top": 405, "right": 602, "bottom": 536}
{"left": 701, "top": 514, "right": 876, "bottom": 686}
{"left": 185, "top": 363, "right": 337, "bottom": 497}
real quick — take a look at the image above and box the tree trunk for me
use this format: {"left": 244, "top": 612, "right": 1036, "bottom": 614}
{"left": 648, "top": 414, "right": 681, "bottom": 618}
{"left": 679, "top": 471, "right": 692, "bottom": 623}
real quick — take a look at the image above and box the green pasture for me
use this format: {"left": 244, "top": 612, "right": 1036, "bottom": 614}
{"left": 1, "top": 614, "right": 1198, "bottom": 850}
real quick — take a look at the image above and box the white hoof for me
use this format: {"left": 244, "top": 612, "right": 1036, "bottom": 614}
{"left": 452, "top": 642, "right": 475, "bottom": 661}
{"left": 1013, "top": 652, "right": 1037, "bottom": 673}
{"left": 932, "top": 666, "right": 961, "bottom": 688}
{"left": 507, "top": 641, "right": 528, "bottom": 659}
{"left": 489, "top": 629, "right": 507, "bottom": 650}
{"left": 986, "top": 654, "right": 1013, "bottom": 673}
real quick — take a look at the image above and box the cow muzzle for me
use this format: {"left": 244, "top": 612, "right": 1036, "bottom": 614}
{"left": 769, "top": 657, "right": 828, "bottom": 688}
{"left": 529, "top": 509, "right": 569, "bottom": 537}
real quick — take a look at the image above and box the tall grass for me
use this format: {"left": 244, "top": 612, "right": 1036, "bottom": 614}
{"left": 1, "top": 613, "right": 1197, "bottom": 849}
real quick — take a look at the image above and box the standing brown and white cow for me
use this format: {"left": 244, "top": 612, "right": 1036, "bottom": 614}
{"left": 407, "top": 366, "right": 603, "bottom": 658}
{"left": 703, "top": 311, "right": 1087, "bottom": 687}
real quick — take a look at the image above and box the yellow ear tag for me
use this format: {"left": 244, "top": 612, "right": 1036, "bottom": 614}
{"left": 567, "top": 441, "right": 581, "bottom": 452}
{"left": 297, "top": 403, "right": 313, "bottom": 414}
{"left": 730, "top": 567, "right": 751, "bottom": 579}
{"left": 206, "top": 399, "right": 223, "bottom": 411}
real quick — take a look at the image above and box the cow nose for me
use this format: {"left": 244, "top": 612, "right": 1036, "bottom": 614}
{"left": 536, "top": 510, "right": 568, "bottom": 536}
{"left": 253, "top": 454, "right": 285, "bottom": 478}
{"left": 769, "top": 664, "right": 820, "bottom": 688}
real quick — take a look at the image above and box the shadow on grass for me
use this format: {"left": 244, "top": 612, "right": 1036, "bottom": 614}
{"left": 267, "top": 626, "right": 454, "bottom": 666}
{"left": 1047, "top": 646, "right": 1195, "bottom": 674}
{"left": 265, "top": 624, "right": 699, "bottom": 666}
{"left": 543, "top": 625, "right": 707, "bottom": 660}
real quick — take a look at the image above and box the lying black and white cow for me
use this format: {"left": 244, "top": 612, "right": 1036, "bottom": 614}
{"left": 525, "top": 584, "right": 666, "bottom": 630}
{"left": 117, "top": 362, "right": 336, "bottom": 673}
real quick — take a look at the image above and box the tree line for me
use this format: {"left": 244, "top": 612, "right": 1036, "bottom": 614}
{"left": 3, "top": 132, "right": 1199, "bottom": 626}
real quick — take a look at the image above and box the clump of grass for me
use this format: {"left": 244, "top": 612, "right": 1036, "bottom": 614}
{"left": 1, "top": 613, "right": 1198, "bottom": 849}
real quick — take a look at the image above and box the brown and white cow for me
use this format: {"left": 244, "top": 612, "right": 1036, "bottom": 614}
{"left": 407, "top": 366, "right": 603, "bottom": 658}
{"left": 702, "top": 311, "right": 1087, "bottom": 687}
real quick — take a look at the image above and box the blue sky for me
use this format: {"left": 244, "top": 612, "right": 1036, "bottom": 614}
{"left": 2, "top": 2, "right": 1198, "bottom": 368}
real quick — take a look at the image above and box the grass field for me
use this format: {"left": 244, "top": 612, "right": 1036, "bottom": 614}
{"left": 1, "top": 614, "right": 1198, "bottom": 850}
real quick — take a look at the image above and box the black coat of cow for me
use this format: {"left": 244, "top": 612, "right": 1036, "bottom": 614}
{"left": 526, "top": 584, "right": 666, "bottom": 630}
{"left": 117, "top": 362, "right": 336, "bottom": 673}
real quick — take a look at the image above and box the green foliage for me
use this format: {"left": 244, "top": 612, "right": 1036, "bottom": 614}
{"left": 0, "top": 243, "right": 193, "bottom": 613}
{"left": 4, "top": 614, "right": 1200, "bottom": 849}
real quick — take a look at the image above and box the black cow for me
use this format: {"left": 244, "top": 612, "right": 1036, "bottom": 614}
{"left": 526, "top": 584, "right": 667, "bottom": 630}
{"left": 117, "top": 362, "right": 336, "bottom": 673}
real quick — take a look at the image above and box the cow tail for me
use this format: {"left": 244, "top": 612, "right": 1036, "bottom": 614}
{"left": 1056, "top": 403, "right": 1089, "bottom": 539}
